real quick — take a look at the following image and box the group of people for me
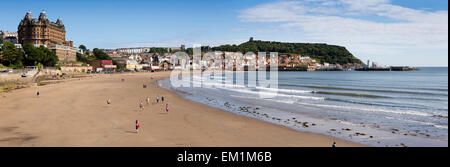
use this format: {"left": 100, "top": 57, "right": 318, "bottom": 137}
{"left": 33, "top": 77, "right": 169, "bottom": 134}
{"left": 155, "top": 95, "right": 169, "bottom": 112}
{"left": 138, "top": 95, "right": 169, "bottom": 112}
{"left": 134, "top": 77, "right": 171, "bottom": 132}
{"left": 108, "top": 78, "right": 171, "bottom": 134}
{"left": 135, "top": 96, "right": 170, "bottom": 133}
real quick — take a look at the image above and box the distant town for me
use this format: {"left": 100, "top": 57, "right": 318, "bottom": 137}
{"left": 1, "top": 10, "right": 417, "bottom": 76}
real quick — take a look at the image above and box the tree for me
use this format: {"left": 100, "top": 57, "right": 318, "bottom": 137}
{"left": 91, "top": 48, "right": 124, "bottom": 69}
{"left": 0, "top": 38, "right": 3, "bottom": 44}
{"left": 0, "top": 42, "right": 23, "bottom": 67}
{"left": 79, "top": 45, "right": 87, "bottom": 53}
{"left": 38, "top": 46, "right": 58, "bottom": 67}
{"left": 22, "top": 43, "right": 58, "bottom": 67}
{"left": 93, "top": 48, "right": 112, "bottom": 60}
{"left": 85, "top": 49, "right": 90, "bottom": 56}
{"left": 76, "top": 52, "right": 88, "bottom": 63}
{"left": 148, "top": 47, "right": 168, "bottom": 54}
{"left": 23, "top": 43, "right": 39, "bottom": 66}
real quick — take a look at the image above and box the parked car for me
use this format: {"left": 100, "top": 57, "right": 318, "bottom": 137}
{"left": 1, "top": 69, "right": 13, "bottom": 73}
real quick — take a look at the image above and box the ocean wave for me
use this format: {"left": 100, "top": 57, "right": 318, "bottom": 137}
{"left": 191, "top": 81, "right": 248, "bottom": 89}
{"left": 433, "top": 125, "right": 449, "bottom": 129}
{"left": 192, "top": 79, "right": 324, "bottom": 100}
{"left": 218, "top": 87, "right": 326, "bottom": 100}
{"left": 194, "top": 81, "right": 388, "bottom": 99}
{"left": 230, "top": 95, "right": 298, "bottom": 104}
{"left": 385, "top": 117, "right": 448, "bottom": 130}
{"left": 294, "top": 101, "right": 434, "bottom": 117}
{"left": 255, "top": 86, "right": 312, "bottom": 94}
{"left": 327, "top": 98, "right": 448, "bottom": 112}
{"left": 313, "top": 91, "right": 388, "bottom": 98}
{"left": 294, "top": 85, "right": 448, "bottom": 97}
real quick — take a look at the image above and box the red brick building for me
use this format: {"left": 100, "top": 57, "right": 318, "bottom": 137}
{"left": 18, "top": 10, "right": 77, "bottom": 61}
{"left": 88, "top": 60, "right": 117, "bottom": 72}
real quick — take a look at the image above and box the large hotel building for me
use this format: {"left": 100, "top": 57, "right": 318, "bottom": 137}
{"left": 18, "top": 10, "right": 77, "bottom": 61}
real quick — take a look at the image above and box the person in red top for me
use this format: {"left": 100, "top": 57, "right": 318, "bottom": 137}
{"left": 136, "top": 120, "right": 140, "bottom": 133}
{"left": 166, "top": 103, "right": 169, "bottom": 113}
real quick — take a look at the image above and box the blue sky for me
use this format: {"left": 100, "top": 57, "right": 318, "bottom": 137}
{"left": 0, "top": 0, "right": 448, "bottom": 66}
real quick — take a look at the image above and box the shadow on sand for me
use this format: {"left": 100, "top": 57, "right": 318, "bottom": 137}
{"left": 125, "top": 130, "right": 138, "bottom": 134}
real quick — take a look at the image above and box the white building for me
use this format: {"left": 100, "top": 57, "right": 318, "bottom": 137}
{"left": 299, "top": 56, "right": 311, "bottom": 61}
{"left": 126, "top": 55, "right": 142, "bottom": 71}
{"left": 0, "top": 43, "right": 22, "bottom": 49}
{"left": 0, "top": 31, "right": 18, "bottom": 44}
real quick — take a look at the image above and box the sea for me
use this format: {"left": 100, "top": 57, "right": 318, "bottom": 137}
{"left": 159, "top": 67, "right": 448, "bottom": 147}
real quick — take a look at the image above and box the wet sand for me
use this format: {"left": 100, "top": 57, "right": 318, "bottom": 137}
{"left": 0, "top": 71, "right": 364, "bottom": 147}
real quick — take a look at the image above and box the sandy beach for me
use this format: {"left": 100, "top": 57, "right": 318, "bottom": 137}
{"left": 0, "top": 71, "right": 364, "bottom": 147}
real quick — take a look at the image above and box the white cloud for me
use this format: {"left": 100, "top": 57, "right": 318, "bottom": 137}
{"left": 238, "top": 0, "right": 448, "bottom": 66}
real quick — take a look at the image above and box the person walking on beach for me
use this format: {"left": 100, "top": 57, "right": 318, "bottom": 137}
{"left": 139, "top": 101, "right": 144, "bottom": 111}
{"left": 166, "top": 103, "right": 169, "bottom": 113}
{"left": 156, "top": 96, "right": 159, "bottom": 104}
{"left": 161, "top": 96, "right": 165, "bottom": 102}
{"left": 136, "top": 120, "right": 140, "bottom": 133}
{"left": 332, "top": 142, "right": 337, "bottom": 148}
{"left": 146, "top": 97, "right": 150, "bottom": 105}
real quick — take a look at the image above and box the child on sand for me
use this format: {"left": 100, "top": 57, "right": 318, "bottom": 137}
{"left": 136, "top": 120, "right": 140, "bottom": 133}
{"left": 107, "top": 98, "right": 111, "bottom": 105}
{"left": 166, "top": 103, "right": 169, "bottom": 113}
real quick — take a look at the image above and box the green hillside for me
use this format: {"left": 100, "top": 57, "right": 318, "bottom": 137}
{"left": 212, "top": 39, "right": 362, "bottom": 65}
